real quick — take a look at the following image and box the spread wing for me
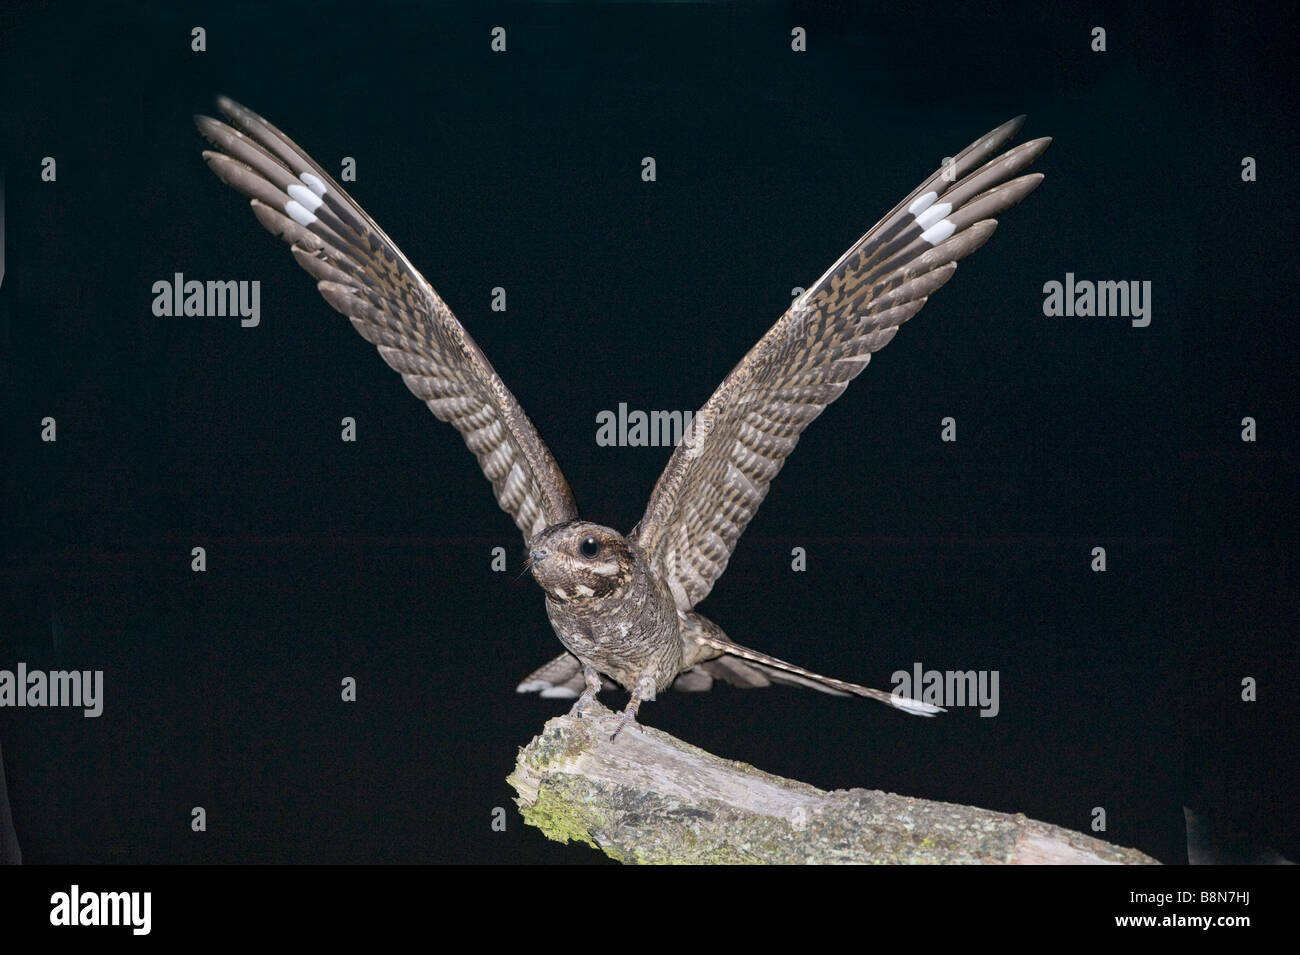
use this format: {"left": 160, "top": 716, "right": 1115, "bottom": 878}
{"left": 633, "top": 117, "right": 1050, "bottom": 609}
{"left": 195, "top": 97, "right": 577, "bottom": 540}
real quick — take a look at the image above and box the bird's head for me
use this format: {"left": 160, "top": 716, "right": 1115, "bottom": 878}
{"left": 527, "top": 521, "right": 636, "bottom": 603}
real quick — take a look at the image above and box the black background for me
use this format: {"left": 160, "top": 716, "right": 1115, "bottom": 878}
{"left": 1, "top": 0, "right": 1296, "bottom": 865}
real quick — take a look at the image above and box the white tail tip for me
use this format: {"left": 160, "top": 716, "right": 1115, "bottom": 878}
{"left": 890, "top": 695, "right": 946, "bottom": 716}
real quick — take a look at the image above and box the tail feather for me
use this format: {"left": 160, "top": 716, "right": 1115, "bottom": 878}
{"left": 693, "top": 635, "right": 944, "bottom": 716}
{"left": 699, "top": 656, "right": 847, "bottom": 695}
{"left": 516, "top": 652, "right": 609, "bottom": 699}
{"left": 516, "top": 643, "right": 944, "bottom": 717}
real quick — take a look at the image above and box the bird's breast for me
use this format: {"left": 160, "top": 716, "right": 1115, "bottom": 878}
{"left": 544, "top": 571, "right": 682, "bottom": 691}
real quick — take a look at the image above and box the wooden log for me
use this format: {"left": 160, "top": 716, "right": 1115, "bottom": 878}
{"left": 508, "top": 705, "right": 1160, "bottom": 865}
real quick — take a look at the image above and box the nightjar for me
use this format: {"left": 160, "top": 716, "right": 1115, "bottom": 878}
{"left": 196, "top": 99, "right": 1048, "bottom": 738}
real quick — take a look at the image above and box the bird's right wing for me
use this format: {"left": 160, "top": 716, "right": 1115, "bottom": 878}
{"left": 632, "top": 117, "right": 1049, "bottom": 609}
{"left": 196, "top": 97, "right": 578, "bottom": 540}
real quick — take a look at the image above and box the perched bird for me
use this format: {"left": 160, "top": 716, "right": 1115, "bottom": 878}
{"left": 196, "top": 99, "right": 1049, "bottom": 738}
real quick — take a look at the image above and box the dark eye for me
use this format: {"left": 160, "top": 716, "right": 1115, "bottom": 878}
{"left": 579, "top": 536, "right": 601, "bottom": 559}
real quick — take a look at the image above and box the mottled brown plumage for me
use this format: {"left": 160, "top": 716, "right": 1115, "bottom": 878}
{"left": 196, "top": 99, "right": 1049, "bottom": 738}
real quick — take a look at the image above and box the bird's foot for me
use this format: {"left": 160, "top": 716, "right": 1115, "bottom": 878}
{"left": 609, "top": 706, "right": 642, "bottom": 742}
{"left": 570, "top": 689, "right": 599, "bottom": 720}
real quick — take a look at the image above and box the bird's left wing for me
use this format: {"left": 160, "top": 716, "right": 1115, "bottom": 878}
{"left": 195, "top": 97, "right": 578, "bottom": 540}
{"left": 633, "top": 117, "right": 1050, "bottom": 609}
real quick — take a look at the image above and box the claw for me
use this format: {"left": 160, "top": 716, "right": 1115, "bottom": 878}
{"left": 571, "top": 665, "right": 605, "bottom": 719}
{"left": 609, "top": 704, "right": 643, "bottom": 741}
{"left": 571, "top": 689, "right": 598, "bottom": 720}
